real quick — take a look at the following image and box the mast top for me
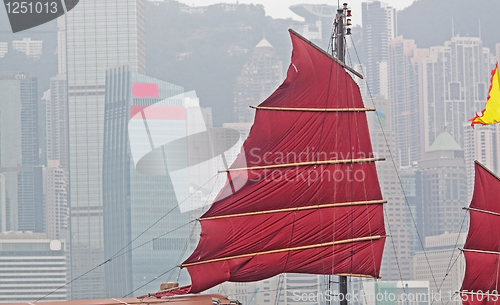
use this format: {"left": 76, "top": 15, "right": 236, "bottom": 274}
{"left": 331, "top": 2, "right": 352, "bottom": 62}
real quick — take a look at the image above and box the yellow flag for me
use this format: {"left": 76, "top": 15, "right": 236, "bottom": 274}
{"left": 471, "top": 63, "right": 500, "bottom": 126}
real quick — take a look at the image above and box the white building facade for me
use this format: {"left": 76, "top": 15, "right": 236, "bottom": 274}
{"left": 12, "top": 38, "right": 43, "bottom": 59}
{"left": 0, "top": 233, "right": 67, "bottom": 303}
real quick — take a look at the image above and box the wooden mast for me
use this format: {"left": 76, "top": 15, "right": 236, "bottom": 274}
{"left": 332, "top": 3, "right": 353, "bottom": 305}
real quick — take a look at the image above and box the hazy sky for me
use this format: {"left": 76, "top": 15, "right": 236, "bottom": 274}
{"left": 181, "top": 0, "right": 417, "bottom": 23}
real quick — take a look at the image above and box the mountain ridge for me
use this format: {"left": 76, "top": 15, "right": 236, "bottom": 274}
{"left": 398, "top": 0, "right": 499, "bottom": 51}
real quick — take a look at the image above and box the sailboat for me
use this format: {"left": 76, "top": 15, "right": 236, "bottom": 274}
{"left": 6, "top": 5, "right": 387, "bottom": 305}
{"left": 460, "top": 161, "right": 500, "bottom": 305}
{"left": 152, "top": 4, "right": 387, "bottom": 301}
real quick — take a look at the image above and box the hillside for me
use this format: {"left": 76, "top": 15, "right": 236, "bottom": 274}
{"left": 145, "top": 1, "right": 295, "bottom": 126}
{"left": 0, "top": 10, "right": 58, "bottom": 98}
{"left": 398, "top": 0, "right": 500, "bottom": 51}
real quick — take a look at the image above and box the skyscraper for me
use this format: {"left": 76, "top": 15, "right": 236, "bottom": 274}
{"left": 412, "top": 233, "right": 466, "bottom": 305}
{"left": 0, "top": 42, "right": 7, "bottom": 58}
{"left": 0, "top": 72, "right": 41, "bottom": 233}
{"left": 46, "top": 75, "right": 69, "bottom": 173}
{"left": 388, "top": 36, "right": 427, "bottom": 166}
{"left": 463, "top": 124, "right": 500, "bottom": 200}
{"left": 233, "top": 38, "right": 283, "bottom": 123}
{"left": 420, "top": 37, "right": 493, "bottom": 149}
{"left": 496, "top": 43, "right": 500, "bottom": 63}
{"left": 367, "top": 99, "right": 411, "bottom": 280}
{"left": 419, "top": 132, "right": 467, "bottom": 237}
{"left": 399, "top": 166, "right": 424, "bottom": 256}
{"left": 65, "top": 0, "right": 146, "bottom": 299}
{"left": 43, "top": 160, "right": 68, "bottom": 240}
{"left": 103, "top": 66, "right": 189, "bottom": 297}
{"left": 361, "top": 1, "right": 396, "bottom": 99}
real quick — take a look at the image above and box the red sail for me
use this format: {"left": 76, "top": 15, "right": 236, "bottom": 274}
{"left": 182, "top": 30, "right": 386, "bottom": 293}
{"left": 461, "top": 161, "right": 500, "bottom": 305}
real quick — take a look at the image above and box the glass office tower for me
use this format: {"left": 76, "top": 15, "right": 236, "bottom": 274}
{"left": 65, "top": 0, "right": 146, "bottom": 299}
{"left": 103, "top": 66, "right": 190, "bottom": 297}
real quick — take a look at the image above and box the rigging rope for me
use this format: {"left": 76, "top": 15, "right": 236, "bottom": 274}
{"left": 347, "top": 35, "right": 430, "bottom": 302}
{"left": 123, "top": 220, "right": 201, "bottom": 298}
{"left": 110, "top": 172, "right": 220, "bottom": 261}
{"left": 124, "top": 266, "right": 178, "bottom": 299}
{"left": 345, "top": 37, "right": 380, "bottom": 287}
{"left": 35, "top": 173, "right": 220, "bottom": 302}
{"left": 435, "top": 209, "right": 469, "bottom": 302}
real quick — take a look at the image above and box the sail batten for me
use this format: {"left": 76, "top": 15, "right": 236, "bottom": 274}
{"left": 463, "top": 207, "right": 500, "bottom": 217}
{"left": 182, "top": 30, "right": 386, "bottom": 294}
{"left": 250, "top": 106, "right": 376, "bottom": 112}
{"left": 182, "top": 235, "right": 385, "bottom": 268}
{"left": 219, "top": 157, "right": 385, "bottom": 172}
{"left": 201, "top": 200, "right": 387, "bottom": 220}
{"left": 461, "top": 248, "right": 500, "bottom": 255}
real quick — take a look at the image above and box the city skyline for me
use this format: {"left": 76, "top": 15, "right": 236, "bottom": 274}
{"left": 65, "top": 0, "right": 146, "bottom": 299}
{"left": 0, "top": 0, "right": 499, "bottom": 303}
{"left": 183, "top": 0, "right": 415, "bottom": 22}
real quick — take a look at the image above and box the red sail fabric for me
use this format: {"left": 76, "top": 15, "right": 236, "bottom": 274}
{"left": 183, "top": 30, "right": 386, "bottom": 293}
{"left": 461, "top": 162, "right": 500, "bottom": 305}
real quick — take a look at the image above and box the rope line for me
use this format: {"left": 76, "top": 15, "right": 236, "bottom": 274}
{"left": 35, "top": 173, "right": 220, "bottom": 302}
{"left": 350, "top": 35, "right": 443, "bottom": 304}
{"left": 348, "top": 35, "right": 410, "bottom": 299}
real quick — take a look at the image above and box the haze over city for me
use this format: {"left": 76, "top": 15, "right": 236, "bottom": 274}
{"left": 0, "top": 0, "right": 499, "bottom": 304}
{"left": 183, "top": 0, "right": 416, "bottom": 21}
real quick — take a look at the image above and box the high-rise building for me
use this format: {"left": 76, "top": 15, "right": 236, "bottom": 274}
{"left": 419, "top": 132, "right": 467, "bottom": 237}
{"left": 361, "top": 1, "right": 396, "bottom": 99}
{"left": 496, "top": 43, "right": 500, "bottom": 63}
{"left": 43, "top": 160, "right": 68, "bottom": 240}
{"left": 412, "top": 233, "right": 466, "bottom": 305}
{"left": 211, "top": 122, "right": 252, "bottom": 192}
{"left": 56, "top": 17, "right": 67, "bottom": 77}
{"left": 103, "top": 66, "right": 189, "bottom": 297}
{"left": 0, "top": 72, "right": 41, "bottom": 233}
{"left": 0, "top": 175, "right": 6, "bottom": 232}
{"left": 233, "top": 38, "right": 283, "bottom": 123}
{"left": 388, "top": 37, "right": 428, "bottom": 166}
{"left": 398, "top": 166, "right": 424, "bottom": 256}
{"left": 65, "top": 0, "right": 146, "bottom": 299}
{"left": 0, "top": 232, "right": 68, "bottom": 303}
{"left": 0, "top": 42, "right": 7, "bottom": 58}
{"left": 420, "top": 36, "right": 493, "bottom": 150}
{"left": 11, "top": 38, "right": 43, "bottom": 59}
{"left": 46, "top": 75, "right": 69, "bottom": 173}
{"left": 463, "top": 124, "right": 500, "bottom": 200}
{"left": 367, "top": 99, "right": 411, "bottom": 280}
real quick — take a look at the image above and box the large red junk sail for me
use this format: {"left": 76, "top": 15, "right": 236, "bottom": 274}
{"left": 182, "top": 30, "right": 386, "bottom": 293}
{"left": 461, "top": 161, "right": 500, "bottom": 305}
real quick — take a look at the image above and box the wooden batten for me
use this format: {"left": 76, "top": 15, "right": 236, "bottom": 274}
{"left": 219, "top": 157, "right": 385, "bottom": 173}
{"left": 201, "top": 200, "right": 387, "bottom": 220}
{"left": 250, "top": 106, "right": 376, "bottom": 112}
{"left": 182, "top": 235, "right": 384, "bottom": 268}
